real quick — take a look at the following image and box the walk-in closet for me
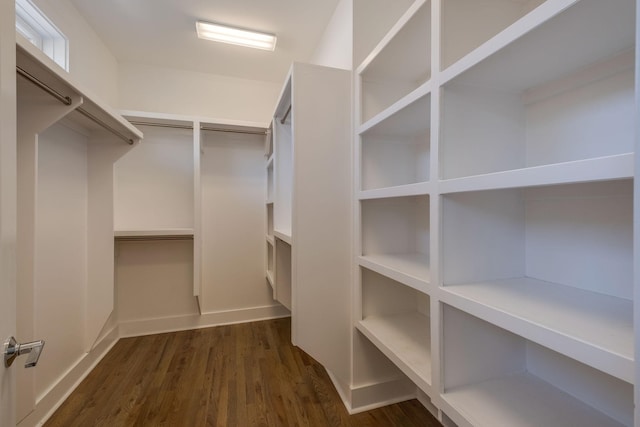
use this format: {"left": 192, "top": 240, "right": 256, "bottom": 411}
{"left": 0, "top": 0, "right": 638, "bottom": 426}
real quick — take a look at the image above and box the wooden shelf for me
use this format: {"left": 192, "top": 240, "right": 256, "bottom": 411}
{"left": 114, "top": 228, "right": 194, "bottom": 240}
{"left": 442, "top": 372, "right": 626, "bottom": 427}
{"left": 359, "top": 253, "right": 429, "bottom": 293}
{"left": 439, "top": 153, "right": 634, "bottom": 194}
{"left": 441, "top": 277, "right": 633, "bottom": 383}
{"left": 357, "top": 312, "right": 431, "bottom": 393}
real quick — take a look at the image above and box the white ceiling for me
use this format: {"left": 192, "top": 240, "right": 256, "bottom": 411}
{"left": 70, "top": 0, "right": 340, "bottom": 83}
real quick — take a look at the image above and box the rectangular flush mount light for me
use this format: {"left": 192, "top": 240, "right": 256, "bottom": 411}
{"left": 196, "top": 21, "right": 277, "bottom": 51}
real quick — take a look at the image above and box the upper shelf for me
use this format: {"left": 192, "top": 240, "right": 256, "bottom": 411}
{"left": 114, "top": 228, "right": 194, "bottom": 241}
{"left": 16, "top": 35, "right": 142, "bottom": 144}
{"left": 441, "top": 0, "right": 635, "bottom": 90}
{"left": 357, "top": 0, "right": 431, "bottom": 123}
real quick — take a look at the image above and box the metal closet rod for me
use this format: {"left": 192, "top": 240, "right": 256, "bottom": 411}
{"left": 280, "top": 104, "right": 292, "bottom": 124}
{"left": 129, "top": 120, "right": 268, "bottom": 136}
{"left": 16, "top": 65, "right": 135, "bottom": 145}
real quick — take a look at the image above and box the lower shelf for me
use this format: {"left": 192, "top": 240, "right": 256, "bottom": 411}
{"left": 357, "top": 312, "right": 431, "bottom": 393}
{"left": 442, "top": 373, "right": 626, "bottom": 427}
{"left": 441, "top": 277, "right": 633, "bottom": 382}
{"left": 358, "top": 253, "right": 430, "bottom": 293}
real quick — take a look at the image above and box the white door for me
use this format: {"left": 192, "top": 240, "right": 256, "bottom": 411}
{"left": 0, "top": 1, "right": 17, "bottom": 425}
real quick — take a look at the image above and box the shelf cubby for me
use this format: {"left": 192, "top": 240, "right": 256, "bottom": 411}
{"left": 114, "top": 122, "right": 194, "bottom": 231}
{"left": 357, "top": 268, "right": 431, "bottom": 393}
{"left": 358, "top": 0, "right": 431, "bottom": 123}
{"left": 441, "top": 180, "right": 633, "bottom": 381}
{"left": 359, "top": 93, "right": 430, "bottom": 192}
{"left": 275, "top": 237, "right": 292, "bottom": 311}
{"left": 360, "top": 195, "right": 430, "bottom": 293}
{"left": 441, "top": 305, "right": 632, "bottom": 427}
{"left": 440, "top": 0, "right": 546, "bottom": 70}
{"left": 266, "top": 203, "right": 274, "bottom": 237}
{"left": 273, "top": 114, "right": 292, "bottom": 238}
{"left": 440, "top": 0, "right": 635, "bottom": 180}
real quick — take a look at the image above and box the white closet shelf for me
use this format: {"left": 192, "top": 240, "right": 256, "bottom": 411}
{"left": 359, "top": 254, "right": 430, "bottom": 293}
{"left": 358, "top": 81, "right": 432, "bottom": 135}
{"left": 357, "top": 312, "right": 432, "bottom": 393}
{"left": 17, "top": 37, "right": 142, "bottom": 145}
{"left": 441, "top": 277, "right": 633, "bottom": 382}
{"left": 266, "top": 155, "right": 274, "bottom": 168}
{"left": 266, "top": 235, "right": 275, "bottom": 245}
{"left": 359, "top": 182, "right": 432, "bottom": 200}
{"left": 274, "top": 230, "right": 292, "bottom": 245}
{"left": 114, "top": 228, "right": 194, "bottom": 240}
{"left": 439, "top": 153, "right": 634, "bottom": 194}
{"left": 442, "top": 372, "right": 625, "bottom": 427}
{"left": 356, "top": 0, "right": 430, "bottom": 79}
{"left": 440, "top": 0, "right": 634, "bottom": 91}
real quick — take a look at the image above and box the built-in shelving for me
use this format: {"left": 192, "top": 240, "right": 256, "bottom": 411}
{"left": 441, "top": 306, "right": 632, "bottom": 427}
{"left": 358, "top": 0, "right": 431, "bottom": 123}
{"left": 360, "top": 195, "right": 430, "bottom": 293}
{"left": 268, "top": 63, "right": 351, "bottom": 390}
{"left": 359, "top": 92, "right": 431, "bottom": 192}
{"left": 441, "top": 180, "right": 633, "bottom": 381}
{"left": 440, "top": 0, "right": 635, "bottom": 180}
{"left": 353, "top": 0, "right": 637, "bottom": 423}
{"left": 359, "top": 268, "right": 432, "bottom": 393}
{"left": 15, "top": 35, "right": 143, "bottom": 418}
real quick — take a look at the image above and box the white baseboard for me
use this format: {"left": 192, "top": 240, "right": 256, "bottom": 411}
{"left": 20, "top": 304, "right": 290, "bottom": 426}
{"left": 17, "top": 325, "right": 119, "bottom": 427}
{"left": 348, "top": 377, "right": 417, "bottom": 414}
{"left": 118, "top": 304, "right": 291, "bottom": 337}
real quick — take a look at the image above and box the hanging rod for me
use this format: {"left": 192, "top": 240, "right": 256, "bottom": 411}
{"left": 280, "top": 104, "right": 292, "bottom": 124}
{"left": 17, "top": 65, "right": 72, "bottom": 106}
{"left": 129, "top": 120, "right": 267, "bottom": 136}
{"left": 16, "top": 66, "right": 135, "bottom": 145}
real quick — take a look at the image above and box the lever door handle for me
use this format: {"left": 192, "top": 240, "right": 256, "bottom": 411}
{"left": 3, "top": 336, "right": 45, "bottom": 368}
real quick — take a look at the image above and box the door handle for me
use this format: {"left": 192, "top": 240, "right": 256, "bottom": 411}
{"left": 3, "top": 336, "right": 45, "bottom": 368}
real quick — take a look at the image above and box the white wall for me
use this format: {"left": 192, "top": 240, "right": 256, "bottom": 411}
{"left": 30, "top": 0, "right": 119, "bottom": 106}
{"left": 309, "top": 0, "right": 353, "bottom": 70}
{"left": 118, "top": 63, "right": 280, "bottom": 124}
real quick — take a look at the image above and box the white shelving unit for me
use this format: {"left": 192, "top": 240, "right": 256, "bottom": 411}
{"left": 267, "top": 62, "right": 352, "bottom": 390}
{"left": 353, "top": 0, "right": 637, "bottom": 424}
{"left": 114, "top": 111, "right": 270, "bottom": 315}
{"left": 441, "top": 306, "right": 632, "bottom": 427}
{"left": 15, "top": 36, "right": 142, "bottom": 420}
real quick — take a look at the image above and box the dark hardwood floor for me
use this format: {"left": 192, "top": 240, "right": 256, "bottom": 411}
{"left": 45, "top": 318, "right": 441, "bottom": 426}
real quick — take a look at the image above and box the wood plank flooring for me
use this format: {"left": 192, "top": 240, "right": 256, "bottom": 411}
{"left": 45, "top": 318, "right": 441, "bottom": 426}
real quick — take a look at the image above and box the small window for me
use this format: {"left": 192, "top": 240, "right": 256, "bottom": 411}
{"left": 15, "top": 0, "right": 68, "bottom": 71}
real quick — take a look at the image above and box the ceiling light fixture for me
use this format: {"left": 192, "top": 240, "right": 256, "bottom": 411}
{"left": 196, "top": 21, "right": 277, "bottom": 51}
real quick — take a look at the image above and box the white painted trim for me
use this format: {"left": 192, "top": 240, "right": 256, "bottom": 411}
{"left": 349, "top": 376, "right": 417, "bottom": 414}
{"left": 118, "top": 305, "right": 291, "bottom": 338}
